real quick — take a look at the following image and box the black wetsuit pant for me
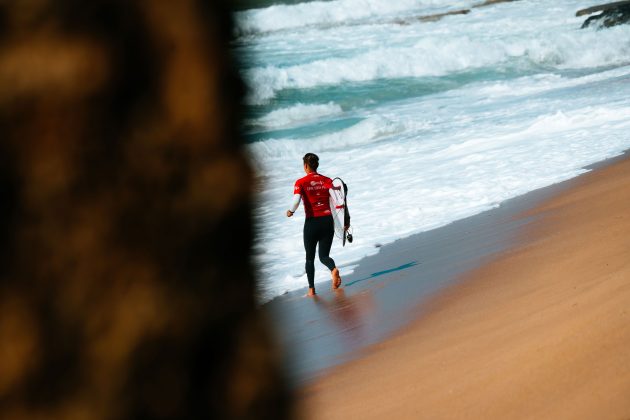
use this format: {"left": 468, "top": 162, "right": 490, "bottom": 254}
{"left": 304, "top": 215, "right": 336, "bottom": 289}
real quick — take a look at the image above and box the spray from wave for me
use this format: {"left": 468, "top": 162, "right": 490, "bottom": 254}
{"left": 248, "top": 102, "right": 343, "bottom": 129}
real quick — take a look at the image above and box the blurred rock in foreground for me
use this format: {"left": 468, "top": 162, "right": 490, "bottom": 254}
{"left": 0, "top": 1, "right": 290, "bottom": 419}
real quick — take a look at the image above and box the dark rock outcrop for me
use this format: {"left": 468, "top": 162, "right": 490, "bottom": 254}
{"left": 395, "top": 9, "right": 470, "bottom": 25}
{"left": 394, "top": 0, "right": 519, "bottom": 26}
{"left": 578, "top": 1, "right": 630, "bottom": 28}
{"left": 0, "top": 1, "right": 290, "bottom": 419}
{"left": 476, "top": 0, "right": 519, "bottom": 7}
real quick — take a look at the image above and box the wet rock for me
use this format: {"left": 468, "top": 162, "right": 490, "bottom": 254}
{"left": 475, "top": 0, "right": 520, "bottom": 7}
{"left": 393, "top": 0, "right": 519, "bottom": 26}
{"left": 578, "top": 1, "right": 630, "bottom": 28}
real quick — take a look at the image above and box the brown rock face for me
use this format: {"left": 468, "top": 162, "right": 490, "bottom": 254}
{"left": 0, "top": 1, "right": 290, "bottom": 419}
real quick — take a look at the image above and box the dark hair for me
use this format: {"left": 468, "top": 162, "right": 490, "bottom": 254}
{"left": 303, "top": 153, "right": 319, "bottom": 171}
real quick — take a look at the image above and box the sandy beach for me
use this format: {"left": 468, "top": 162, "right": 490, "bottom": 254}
{"left": 299, "top": 155, "right": 630, "bottom": 419}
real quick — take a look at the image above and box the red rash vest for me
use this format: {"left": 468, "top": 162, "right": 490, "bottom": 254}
{"left": 293, "top": 172, "right": 333, "bottom": 218}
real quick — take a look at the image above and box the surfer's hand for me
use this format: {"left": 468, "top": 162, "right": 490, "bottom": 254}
{"left": 286, "top": 210, "right": 294, "bottom": 217}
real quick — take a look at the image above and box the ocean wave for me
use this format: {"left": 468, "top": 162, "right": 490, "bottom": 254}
{"left": 248, "top": 115, "right": 406, "bottom": 159}
{"left": 234, "top": 0, "right": 469, "bottom": 36}
{"left": 245, "top": 26, "right": 630, "bottom": 104}
{"left": 248, "top": 102, "right": 343, "bottom": 129}
{"left": 463, "top": 65, "right": 630, "bottom": 103}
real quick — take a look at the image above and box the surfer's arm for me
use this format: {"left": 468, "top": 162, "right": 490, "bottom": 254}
{"left": 287, "top": 194, "right": 301, "bottom": 217}
{"left": 290, "top": 194, "right": 301, "bottom": 212}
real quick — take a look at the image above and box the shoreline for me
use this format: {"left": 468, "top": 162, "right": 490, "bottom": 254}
{"left": 264, "top": 151, "right": 630, "bottom": 386}
{"left": 299, "top": 152, "right": 630, "bottom": 418}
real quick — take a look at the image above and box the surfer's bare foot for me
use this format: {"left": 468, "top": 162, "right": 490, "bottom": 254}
{"left": 332, "top": 268, "right": 342, "bottom": 289}
{"left": 307, "top": 287, "right": 316, "bottom": 297}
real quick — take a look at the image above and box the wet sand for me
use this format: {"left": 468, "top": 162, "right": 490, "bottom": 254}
{"left": 299, "top": 154, "right": 630, "bottom": 419}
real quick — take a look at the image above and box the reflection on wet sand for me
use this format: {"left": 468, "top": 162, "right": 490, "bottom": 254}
{"left": 311, "top": 288, "right": 374, "bottom": 348}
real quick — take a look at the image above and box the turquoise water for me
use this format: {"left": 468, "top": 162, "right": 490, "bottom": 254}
{"left": 235, "top": 0, "right": 630, "bottom": 301}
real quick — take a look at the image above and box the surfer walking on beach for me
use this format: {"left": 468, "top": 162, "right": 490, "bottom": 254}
{"left": 287, "top": 153, "right": 342, "bottom": 296}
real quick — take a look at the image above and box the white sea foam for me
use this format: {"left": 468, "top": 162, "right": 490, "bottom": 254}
{"left": 251, "top": 89, "right": 630, "bottom": 301}
{"left": 249, "top": 102, "right": 343, "bottom": 129}
{"left": 235, "top": 0, "right": 473, "bottom": 36}
{"left": 246, "top": 25, "right": 630, "bottom": 104}
{"left": 471, "top": 66, "right": 630, "bottom": 101}
{"left": 249, "top": 115, "right": 407, "bottom": 159}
